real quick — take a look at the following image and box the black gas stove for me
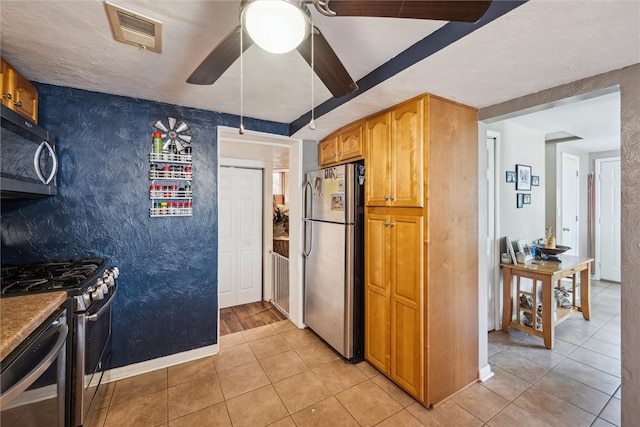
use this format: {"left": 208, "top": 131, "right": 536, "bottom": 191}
{"left": 0, "top": 257, "right": 119, "bottom": 426}
{"left": 1, "top": 258, "right": 108, "bottom": 296}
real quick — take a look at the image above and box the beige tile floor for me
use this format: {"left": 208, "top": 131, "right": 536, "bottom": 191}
{"left": 87, "top": 280, "right": 620, "bottom": 427}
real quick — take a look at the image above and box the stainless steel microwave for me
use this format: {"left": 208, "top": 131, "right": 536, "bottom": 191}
{"left": 1, "top": 104, "right": 57, "bottom": 198}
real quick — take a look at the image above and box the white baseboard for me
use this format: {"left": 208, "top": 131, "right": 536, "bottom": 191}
{"left": 479, "top": 364, "right": 494, "bottom": 382}
{"left": 102, "top": 343, "right": 219, "bottom": 383}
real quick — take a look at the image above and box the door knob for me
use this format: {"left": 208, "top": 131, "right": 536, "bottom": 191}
{"left": 562, "top": 227, "right": 570, "bottom": 231}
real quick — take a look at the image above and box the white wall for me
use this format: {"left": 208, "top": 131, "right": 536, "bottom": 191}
{"left": 490, "top": 121, "right": 546, "bottom": 246}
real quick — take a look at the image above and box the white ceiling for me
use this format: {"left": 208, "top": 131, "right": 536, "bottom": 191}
{"left": 1, "top": 0, "right": 638, "bottom": 145}
{"left": 504, "top": 91, "right": 621, "bottom": 153}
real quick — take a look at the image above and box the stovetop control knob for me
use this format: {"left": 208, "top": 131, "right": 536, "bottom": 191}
{"left": 83, "top": 292, "right": 92, "bottom": 305}
{"left": 102, "top": 275, "right": 114, "bottom": 288}
{"left": 91, "top": 286, "right": 104, "bottom": 301}
{"left": 100, "top": 281, "right": 109, "bottom": 295}
{"left": 109, "top": 267, "right": 119, "bottom": 278}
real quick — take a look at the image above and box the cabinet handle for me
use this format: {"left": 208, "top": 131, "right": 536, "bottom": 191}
{"left": 14, "top": 101, "right": 22, "bottom": 107}
{"left": 2, "top": 93, "right": 12, "bottom": 99}
{"left": 338, "top": 152, "right": 342, "bottom": 156}
{"left": 390, "top": 195, "right": 395, "bottom": 201}
{"left": 383, "top": 195, "right": 389, "bottom": 201}
{"left": 389, "top": 222, "right": 395, "bottom": 227}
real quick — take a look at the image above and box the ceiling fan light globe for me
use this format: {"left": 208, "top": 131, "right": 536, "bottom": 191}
{"left": 243, "top": 0, "right": 308, "bottom": 54}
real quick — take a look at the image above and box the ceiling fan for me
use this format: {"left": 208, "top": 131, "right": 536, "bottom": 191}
{"left": 187, "top": 0, "right": 492, "bottom": 98}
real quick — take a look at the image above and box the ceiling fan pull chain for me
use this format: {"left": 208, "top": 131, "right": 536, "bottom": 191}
{"left": 312, "top": 0, "right": 336, "bottom": 17}
{"left": 309, "top": 21, "right": 316, "bottom": 130}
{"left": 239, "top": 25, "right": 245, "bottom": 135}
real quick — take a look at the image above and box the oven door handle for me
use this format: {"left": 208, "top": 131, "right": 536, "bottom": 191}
{"left": 87, "top": 284, "right": 118, "bottom": 322}
{"left": 0, "top": 323, "right": 68, "bottom": 409}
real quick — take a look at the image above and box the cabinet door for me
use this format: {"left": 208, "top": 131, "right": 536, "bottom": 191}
{"left": 14, "top": 72, "right": 38, "bottom": 123}
{"left": 318, "top": 137, "right": 338, "bottom": 167}
{"left": 365, "top": 113, "right": 391, "bottom": 206}
{"left": 390, "top": 214, "right": 424, "bottom": 400}
{"left": 338, "top": 124, "right": 363, "bottom": 162}
{"left": 390, "top": 98, "right": 424, "bottom": 207}
{"left": 1, "top": 59, "right": 14, "bottom": 110}
{"left": 364, "top": 213, "right": 391, "bottom": 374}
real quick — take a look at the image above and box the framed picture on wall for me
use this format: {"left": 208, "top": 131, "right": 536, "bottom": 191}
{"left": 506, "top": 171, "right": 516, "bottom": 183}
{"left": 531, "top": 175, "right": 540, "bottom": 186}
{"left": 523, "top": 194, "right": 532, "bottom": 204}
{"left": 517, "top": 193, "right": 524, "bottom": 208}
{"left": 516, "top": 164, "right": 532, "bottom": 190}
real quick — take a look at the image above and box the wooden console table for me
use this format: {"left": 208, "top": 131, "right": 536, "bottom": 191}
{"left": 500, "top": 255, "right": 593, "bottom": 349}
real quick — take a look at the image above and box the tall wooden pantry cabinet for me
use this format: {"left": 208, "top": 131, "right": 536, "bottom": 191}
{"left": 363, "top": 94, "right": 479, "bottom": 406}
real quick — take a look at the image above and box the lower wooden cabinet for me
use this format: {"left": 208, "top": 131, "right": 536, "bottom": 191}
{"left": 365, "top": 212, "right": 424, "bottom": 400}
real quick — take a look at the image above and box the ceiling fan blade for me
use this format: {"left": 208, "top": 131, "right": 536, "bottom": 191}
{"left": 297, "top": 27, "right": 358, "bottom": 98}
{"left": 318, "top": 1, "right": 492, "bottom": 22}
{"left": 187, "top": 25, "right": 253, "bottom": 85}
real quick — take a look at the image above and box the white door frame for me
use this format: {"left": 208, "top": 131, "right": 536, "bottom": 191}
{"left": 595, "top": 156, "right": 621, "bottom": 282}
{"left": 487, "top": 130, "right": 502, "bottom": 331}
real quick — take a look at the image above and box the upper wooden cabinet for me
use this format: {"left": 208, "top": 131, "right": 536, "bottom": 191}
{"left": 365, "top": 97, "right": 424, "bottom": 207}
{"left": 1, "top": 58, "right": 39, "bottom": 123}
{"left": 318, "top": 122, "right": 364, "bottom": 167}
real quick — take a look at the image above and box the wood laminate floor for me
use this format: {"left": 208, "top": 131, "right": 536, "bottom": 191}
{"left": 220, "top": 301, "right": 287, "bottom": 336}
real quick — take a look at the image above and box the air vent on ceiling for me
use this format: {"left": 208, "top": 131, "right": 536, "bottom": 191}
{"left": 105, "top": 1, "right": 162, "bottom": 53}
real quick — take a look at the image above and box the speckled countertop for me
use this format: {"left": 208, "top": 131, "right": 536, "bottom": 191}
{"left": 0, "top": 292, "right": 68, "bottom": 360}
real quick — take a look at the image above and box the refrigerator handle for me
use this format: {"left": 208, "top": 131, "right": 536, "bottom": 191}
{"left": 304, "top": 220, "right": 313, "bottom": 257}
{"left": 303, "top": 181, "right": 312, "bottom": 219}
{"left": 303, "top": 181, "right": 313, "bottom": 257}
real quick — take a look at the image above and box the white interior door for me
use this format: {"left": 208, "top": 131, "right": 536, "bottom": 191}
{"left": 596, "top": 158, "right": 621, "bottom": 282}
{"left": 219, "top": 167, "right": 263, "bottom": 308}
{"left": 560, "top": 153, "right": 579, "bottom": 255}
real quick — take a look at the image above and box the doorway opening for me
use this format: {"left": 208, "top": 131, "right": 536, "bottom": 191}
{"left": 217, "top": 126, "right": 305, "bottom": 337}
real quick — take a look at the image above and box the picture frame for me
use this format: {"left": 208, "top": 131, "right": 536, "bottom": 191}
{"left": 506, "top": 171, "right": 516, "bottom": 183}
{"left": 523, "top": 193, "right": 531, "bottom": 205}
{"left": 517, "top": 193, "right": 524, "bottom": 208}
{"left": 516, "top": 164, "right": 532, "bottom": 191}
{"left": 506, "top": 236, "right": 518, "bottom": 264}
{"left": 517, "top": 239, "right": 533, "bottom": 262}
{"left": 531, "top": 175, "right": 540, "bottom": 186}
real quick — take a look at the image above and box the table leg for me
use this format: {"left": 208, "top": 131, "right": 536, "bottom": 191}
{"left": 580, "top": 262, "right": 592, "bottom": 320}
{"left": 542, "top": 277, "right": 554, "bottom": 349}
{"left": 502, "top": 267, "right": 513, "bottom": 332}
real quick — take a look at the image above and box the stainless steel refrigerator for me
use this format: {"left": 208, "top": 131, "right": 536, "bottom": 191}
{"left": 303, "top": 161, "right": 365, "bottom": 361}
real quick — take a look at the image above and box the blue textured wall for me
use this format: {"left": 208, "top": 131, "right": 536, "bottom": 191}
{"left": 0, "top": 84, "right": 288, "bottom": 368}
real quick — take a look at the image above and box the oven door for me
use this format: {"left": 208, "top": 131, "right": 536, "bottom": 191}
{"left": 74, "top": 283, "right": 117, "bottom": 426}
{"left": 0, "top": 308, "right": 68, "bottom": 427}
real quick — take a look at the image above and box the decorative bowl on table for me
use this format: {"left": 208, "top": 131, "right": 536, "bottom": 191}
{"left": 532, "top": 239, "right": 571, "bottom": 256}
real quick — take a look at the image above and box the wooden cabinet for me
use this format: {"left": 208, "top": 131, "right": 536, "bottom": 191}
{"left": 318, "top": 122, "right": 363, "bottom": 167}
{"left": 365, "top": 212, "right": 424, "bottom": 399}
{"left": 1, "top": 58, "right": 38, "bottom": 123}
{"left": 363, "top": 94, "right": 478, "bottom": 407}
{"left": 365, "top": 98, "right": 423, "bottom": 207}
